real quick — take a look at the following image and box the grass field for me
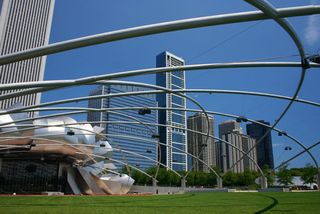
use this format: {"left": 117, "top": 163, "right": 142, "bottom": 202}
{"left": 0, "top": 192, "right": 319, "bottom": 214}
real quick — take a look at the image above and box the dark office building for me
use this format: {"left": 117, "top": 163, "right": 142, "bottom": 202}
{"left": 246, "top": 120, "right": 274, "bottom": 169}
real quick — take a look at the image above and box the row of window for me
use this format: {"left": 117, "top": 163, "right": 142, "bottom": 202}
{"left": 172, "top": 153, "right": 186, "bottom": 163}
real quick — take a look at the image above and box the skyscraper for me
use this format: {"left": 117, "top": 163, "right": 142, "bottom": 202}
{"left": 217, "top": 120, "right": 257, "bottom": 173}
{"left": 187, "top": 113, "right": 216, "bottom": 172}
{"left": 241, "top": 135, "right": 258, "bottom": 172}
{"left": 156, "top": 51, "right": 187, "bottom": 171}
{"left": 246, "top": 120, "right": 274, "bottom": 169}
{"left": 87, "top": 84, "right": 158, "bottom": 170}
{"left": 0, "top": 0, "right": 55, "bottom": 114}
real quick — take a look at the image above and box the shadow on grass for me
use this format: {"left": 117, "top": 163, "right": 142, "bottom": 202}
{"left": 0, "top": 193, "right": 196, "bottom": 208}
{"left": 254, "top": 194, "right": 278, "bottom": 214}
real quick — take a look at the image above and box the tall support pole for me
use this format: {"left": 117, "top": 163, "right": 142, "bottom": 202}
{"left": 152, "top": 178, "right": 158, "bottom": 194}
{"left": 260, "top": 176, "right": 268, "bottom": 189}
{"left": 317, "top": 171, "right": 320, "bottom": 190}
{"left": 216, "top": 177, "right": 223, "bottom": 189}
{"left": 181, "top": 177, "right": 187, "bottom": 189}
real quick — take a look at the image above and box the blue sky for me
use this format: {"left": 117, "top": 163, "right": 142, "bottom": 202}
{"left": 42, "top": 0, "right": 320, "bottom": 168}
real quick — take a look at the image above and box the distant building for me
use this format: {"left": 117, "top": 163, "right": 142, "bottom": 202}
{"left": 241, "top": 135, "right": 258, "bottom": 172}
{"left": 217, "top": 120, "right": 257, "bottom": 173}
{"left": 246, "top": 120, "right": 274, "bottom": 169}
{"left": 156, "top": 51, "right": 187, "bottom": 171}
{"left": 187, "top": 113, "right": 216, "bottom": 172}
{"left": 87, "top": 84, "right": 158, "bottom": 170}
{"left": 0, "top": 0, "right": 55, "bottom": 115}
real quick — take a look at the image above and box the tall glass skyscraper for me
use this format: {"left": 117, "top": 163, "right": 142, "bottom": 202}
{"left": 0, "top": 0, "right": 55, "bottom": 114}
{"left": 156, "top": 51, "right": 187, "bottom": 171}
{"left": 88, "top": 84, "right": 158, "bottom": 170}
{"left": 246, "top": 120, "right": 274, "bottom": 169}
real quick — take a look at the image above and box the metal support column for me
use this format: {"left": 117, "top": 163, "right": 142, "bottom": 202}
{"left": 317, "top": 171, "right": 320, "bottom": 190}
{"left": 152, "top": 178, "right": 157, "bottom": 194}
{"left": 217, "top": 177, "right": 223, "bottom": 189}
{"left": 260, "top": 176, "right": 268, "bottom": 189}
{"left": 181, "top": 177, "right": 187, "bottom": 189}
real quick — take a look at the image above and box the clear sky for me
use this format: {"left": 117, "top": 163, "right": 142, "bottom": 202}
{"left": 42, "top": 0, "right": 320, "bottom": 169}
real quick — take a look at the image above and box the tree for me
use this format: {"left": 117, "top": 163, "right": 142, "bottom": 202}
{"left": 186, "top": 171, "right": 196, "bottom": 186}
{"left": 222, "top": 172, "right": 237, "bottom": 187}
{"left": 277, "top": 165, "right": 293, "bottom": 186}
{"left": 289, "top": 168, "right": 303, "bottom": 176}
{"left": 167, "top": 170, "right": 180, "bottom": 186}
{"left": 301, "top": 163, "right": 318, "bottom": 187}
{"left": 237, "top": 170, "right": 257, "bottom": 186}
{"left": 207, "top": 171, "right": 218, "bottom": 187}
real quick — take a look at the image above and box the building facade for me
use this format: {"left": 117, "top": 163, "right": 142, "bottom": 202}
{"left": 187, "top": 113, "right": 216, "bottom": 172}
{"left": 0, "top": 0, "right": 55, "bottom": 114}
{"left": 242, "top": 135, "right": 258, "bottom": 172}
{"left": 156, "top": 51, "right": 187, "bottom": 171}
{"left": 246, "top": 120, "right": 274, "bottom": 169}
{"left": 87, "top": 84, "right": 158, "bottom": 170}
{"left": 217, "top": 120, "right": 258, "bottom": 173}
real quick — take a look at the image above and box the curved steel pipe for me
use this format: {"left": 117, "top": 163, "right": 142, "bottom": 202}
{"left": 87, "top": 154, "right": 155, "bottom": 180}
{"left": 112, "top": 148, "right": 182, "bottom": 178}
{"left": 2, "top": 83, "right": 320, "bottom": 109}
{"left": 229, "top": 0, "right": 309, "bottom": 172}
{"left": 102, "top": 132, "right": 223, "bottom": 178}
{"left": 0, "top": 6, "right": 319, "bottom": 65}
{"left": 1, "top": 105, "right": 318, "bottom": 171}
{"left": 0, "top": 80, "right": 212, "bottom": 177}
{"left": 0, "top": 116, "right": 222, "bottom": 179}
{"left": 2, "top": 86, "right": 320, "bottom": 122}
{"left": 0, "top": 135, "right": 156, "bottom": 182}
{"left": 273, "top": 140, "right": 320, "bottom": 171}
{"left": 0, "top": 82, "right": 318, "bottom": 171}
{"left": 69, "top": 119, "right": 264, "bottom": 176}
{"left": 0, "top": 61, "right": 319, "bottom": 92}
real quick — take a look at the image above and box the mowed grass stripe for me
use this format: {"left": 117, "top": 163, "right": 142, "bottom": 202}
{"left": 0, "top": 192, "right": 319, "bottom": 214}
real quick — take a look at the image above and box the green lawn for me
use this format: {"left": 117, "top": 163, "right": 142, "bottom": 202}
{"left": 0, "top": 192, "right": 319, "bottom": 214}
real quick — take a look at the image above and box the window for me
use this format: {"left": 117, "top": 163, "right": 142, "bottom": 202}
{"left": 172, "top": 153, "right": 186, "bottom": 163}
{"left": 172, "top": 71, "right": 183, "bottom": 78}
{"left": 172, "top": 95, "right": 183, "bottom": 106}
{"left": 172, "top": 164, "right": 185, "bottom": 171}
{"left": 172, "top": 143, "right": 185, "bottom": 152}
{"left": 172, "top": 84, "right": 182, "bottom": 89}
{"left": 172, "top": 113, "right": 183, "bottom": 124}
{"left": 172, "top": 133, "right": 184, "bottom": 143}
{"left": 172, "top": 103, "right": 183, "bottom": 109}
{"left": 172, "top": 76, "right": 183, "bottom": 87}
{"left": 173, "top": 110, "right": 183, "bottom": 115}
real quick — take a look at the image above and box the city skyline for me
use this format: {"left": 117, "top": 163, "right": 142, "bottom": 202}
{"left": 1, "top": 3, "right": 320, "bottom": 212}
{"left": 1, "top": 0, "right": 319, "bottom": 169}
